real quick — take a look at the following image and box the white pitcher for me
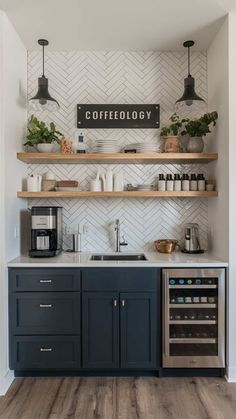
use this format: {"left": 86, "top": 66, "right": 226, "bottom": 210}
{"left": 27, "top": 174, "right": 42, "bottom": 192}
{"left": 101, "top": 169, "right": 113, "bottom": 192}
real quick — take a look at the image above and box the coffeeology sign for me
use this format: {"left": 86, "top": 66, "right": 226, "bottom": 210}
{"left": 77, "top": 104, "right": 160, "bottom": 129}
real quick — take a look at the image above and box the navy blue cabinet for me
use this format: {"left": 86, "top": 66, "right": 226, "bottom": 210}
{"left": 120, "top": 292, "right": 157, "bottom": 369}
{"left": 11, "top": 292, "right": 81, "bottom": 335}
{"left": 82, "top": 268, "right": 160, "bottom": 370}
{"left": 9, "top": 268, "right": 81, "bottom": 371}
{"left": 11, "top": 336, "right": 81, "bottom": 370}
{"left": 9, "top": 267, "right": 160, "bottom": 374}
{"left": 82, "top": 292, "right": 120, "bottom": 369}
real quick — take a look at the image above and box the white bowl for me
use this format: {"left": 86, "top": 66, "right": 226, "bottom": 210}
{"left": 37, "top": 143, "right": 59, "bottom": 153}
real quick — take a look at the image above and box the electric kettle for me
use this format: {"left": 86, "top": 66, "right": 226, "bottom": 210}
{"left": 183, "top": 223, "right": 204, "bottom": 254}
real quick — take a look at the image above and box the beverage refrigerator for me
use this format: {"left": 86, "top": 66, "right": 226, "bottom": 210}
{"left": 162, "top": 268, "right": 225, "bottom": 368}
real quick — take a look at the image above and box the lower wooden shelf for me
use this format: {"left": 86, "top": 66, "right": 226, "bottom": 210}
{"left": 17, "top": 191, "right": 218, "bottom": 198}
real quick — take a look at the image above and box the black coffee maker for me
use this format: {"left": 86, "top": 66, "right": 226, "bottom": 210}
{"left": 29, "top": 206, "right": 62, "bottom": 257}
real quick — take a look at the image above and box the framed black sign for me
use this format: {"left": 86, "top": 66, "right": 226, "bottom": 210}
{"left": 77, "top": 104, "right": 160, "bottom": 129}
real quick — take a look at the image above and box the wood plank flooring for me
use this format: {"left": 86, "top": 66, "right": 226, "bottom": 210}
{"left": 0, "top": 377, "right": 236, "bottom": 419}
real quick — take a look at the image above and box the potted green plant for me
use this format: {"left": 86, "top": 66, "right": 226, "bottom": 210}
{"left": 160, "top": 113, "right": 188, "bottom": 153}
{"left": 24, "top": 115, "right": 63, "bottom": 153}
{"left": 181, "top": 111, "right": 218, "bottom": 153}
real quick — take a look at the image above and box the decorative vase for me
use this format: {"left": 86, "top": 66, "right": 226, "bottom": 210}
{"left": 187, "top": 136, "right": 204, "bottom": 153}
{"left": 37, "top": 143, "right": 59, "bottom": 153}
{"left": 163, "top": 136, "right": 181, "bottom": 153}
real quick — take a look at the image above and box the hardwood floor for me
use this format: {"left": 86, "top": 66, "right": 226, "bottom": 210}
{"left": 0, "top": 377, "right": 236, "bottom": 419}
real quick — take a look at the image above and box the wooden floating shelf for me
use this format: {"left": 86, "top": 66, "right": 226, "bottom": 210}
{"left": 17, "top": 191, "right": 218, "bottom": 199}
{"left": 17, "top": 152, "right": 218, "bottom": 165}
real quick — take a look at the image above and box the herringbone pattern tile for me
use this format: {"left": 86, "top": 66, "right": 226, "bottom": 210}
{"left": 27, "top": 51, "right": 208, "bottom": 251}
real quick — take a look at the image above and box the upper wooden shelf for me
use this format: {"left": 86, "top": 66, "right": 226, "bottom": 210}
{"left": 17, "top": 152, "right": 218, "bottom": 165}
{"left": 17, "top": 191, "right": 218, "bottom": 199}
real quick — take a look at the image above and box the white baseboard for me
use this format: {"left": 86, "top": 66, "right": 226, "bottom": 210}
{"left": 0, "top": 370, "right": 14, "bottom": 396}
{"left": 225, "top": 367, "right": 236, "bottom": 382}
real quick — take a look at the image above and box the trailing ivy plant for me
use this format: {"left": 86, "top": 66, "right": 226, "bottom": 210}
{"left": 24, "top": 115, "right": 63, "bottom": 148}
{"left": 181, "top": 111, "right": 218, "bottom": 138}
{"left": 160, "top": 113, "right": 189, "bottom": 137}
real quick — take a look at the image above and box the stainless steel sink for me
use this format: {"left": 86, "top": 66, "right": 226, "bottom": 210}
{"left": 89, "top": 254, "right": 147, "bottom": 261}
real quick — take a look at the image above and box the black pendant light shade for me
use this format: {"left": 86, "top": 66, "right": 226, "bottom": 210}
{"left": 29, "top": 39, "right": 59, "bottom": 112}
{"left": 175, "top": 40, "right": 206, "bottom": 117}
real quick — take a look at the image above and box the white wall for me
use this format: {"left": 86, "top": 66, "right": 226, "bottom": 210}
{"left": 0, "top": 11, "right": 27, "bottom": 395}
{"left": 208, "top": 13, "right": 236, "bottom": 382}
{"left": 207, "top": 17, "right": 229, "bottom": 259}
{"left": 228, "top": 12, "right": 236, "bottom": 382}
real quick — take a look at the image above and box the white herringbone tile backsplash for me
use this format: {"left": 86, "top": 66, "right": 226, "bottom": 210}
{"left": 27, "top": 50, "right": 208, "bottom": 252}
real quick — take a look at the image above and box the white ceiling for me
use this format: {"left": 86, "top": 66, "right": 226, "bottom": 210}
{"left": 0, "top": 0, "right": 234, "bottom": 51}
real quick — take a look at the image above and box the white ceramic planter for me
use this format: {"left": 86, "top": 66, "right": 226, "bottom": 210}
{"left": 187, "top": 136, "right": 204, "bottom": 153}
{"left": 37, "top": 143, "right": 59, "bottom": 153}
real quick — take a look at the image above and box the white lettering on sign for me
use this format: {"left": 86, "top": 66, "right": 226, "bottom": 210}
{"left": 84, "top": 109, "right": 155, "bottom": 121}
{"left": 85, "top": 111, "right": 91, "bottom": 119}
{"left": 139, "top": 111, "right": 145, "bottom": 119}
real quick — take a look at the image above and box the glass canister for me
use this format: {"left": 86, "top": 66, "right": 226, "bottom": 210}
{"left": 61, "top": 138, "right": 73, "bottom": 154}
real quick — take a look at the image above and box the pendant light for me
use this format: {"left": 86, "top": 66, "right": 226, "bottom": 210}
{"left": 175, "top": 40, "right": 206, "bottom": 117}
{"left": 29, "top": 39, "right": 59, "bottom": 112}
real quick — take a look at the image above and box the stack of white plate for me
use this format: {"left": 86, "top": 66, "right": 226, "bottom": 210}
{"left": 136, "top": 143, "right": 160, "bottom": 153}
{"left": 95, "top": 140, "right": 120, "bottom": 153}
{"left": 137, "top": 184, "right": 155, "bottom": 191}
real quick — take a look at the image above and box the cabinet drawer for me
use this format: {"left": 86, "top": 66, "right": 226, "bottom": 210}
{"left": 10, "top": 336, "right": 81, "bottom": 370}
{"left": 9, "top": 268, "right": 80, "bottom": 292}
{"left": 82, "top": 268, "right": 158, "bottom": 291}
{"left": 11, "top": 292, "right": 81, "bottom": 335}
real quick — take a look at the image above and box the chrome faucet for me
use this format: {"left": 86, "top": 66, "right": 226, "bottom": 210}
{"left": 115, "top": 219, "right": 128, "bottom": 252}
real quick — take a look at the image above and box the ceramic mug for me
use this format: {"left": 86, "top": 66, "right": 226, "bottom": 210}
{"left": 90, "top": 179, "right": 102, "bottom": 192}
{"left": 27, "top": 175, "right": 42, "bottom": 192}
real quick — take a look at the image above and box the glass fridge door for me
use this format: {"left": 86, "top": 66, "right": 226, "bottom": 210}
{"left": 162, "top": 268, "right": 225, "bottom": 368}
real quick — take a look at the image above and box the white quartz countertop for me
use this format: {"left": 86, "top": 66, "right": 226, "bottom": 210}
{"left": 8, "top": 251, "right": 228, "bottom": 268}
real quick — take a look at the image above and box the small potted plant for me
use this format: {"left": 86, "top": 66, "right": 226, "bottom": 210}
{"left": 24, "top": 115, "right": 63, "bottom": 152}
{"left": 182, "top": 111, "right": 218, "bottom": 153}
{"left": 160, "top": 113, "right": 188, "bottom": 153}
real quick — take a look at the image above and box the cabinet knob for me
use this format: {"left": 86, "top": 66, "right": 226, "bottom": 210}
{"left": 121, "top": 299, "right": 125, "bottom": 307}
{"left": 113, "top": 299, "right": 118, "bottom": 307}
{"left": 39, "top": 279, "right": 52, "bottom": 283}
{"left": 39, "top": 304, "right": 53, "bottom": 308}
{"left": 40, "top": 348, "right": 52, "bottom": 352}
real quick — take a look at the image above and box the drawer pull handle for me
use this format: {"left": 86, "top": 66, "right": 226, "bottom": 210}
{"left": 39, "top": 304, "right": 53, "bottom": 308}
{"left": 121, "top": 299, "right": 125, "bottom": 307}
{"left": 39, "top": 280, "right": 52, "bottom": 283}
{"left": 113, "top": 299, "right": 118, "bottom": 307}
{"left": 40, "top": 348, "right": 52, "bottom": 352}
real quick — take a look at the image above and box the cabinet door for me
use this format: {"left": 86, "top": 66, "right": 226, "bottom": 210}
{"left": 120, "top": 292, "right": 157, "bottom": 369}
{"left": 11, "top": 292, "right": 81, "bottom": 335}
{"left": 82, "top": 292, "right": 119, "bottom": 369}
{"left": 10, "top": 336, "right": 81, "bottom": 370}
{"left": 9, "top": 268, "right": 80, "bottom": 292}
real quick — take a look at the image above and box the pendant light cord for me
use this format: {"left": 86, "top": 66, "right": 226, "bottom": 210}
{"left": 42, "top": 44, "right": 45, "bottom": 77}
{"left": 188, "top": 46, "right": 191, "bottom": 76}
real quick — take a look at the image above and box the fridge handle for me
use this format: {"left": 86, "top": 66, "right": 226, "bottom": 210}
{"left": 163, "top": 271, "right": 169, "bottom": 357}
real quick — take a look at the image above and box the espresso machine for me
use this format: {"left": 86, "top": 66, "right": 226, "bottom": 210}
{"left": 183, "top": 223, "right": 204, "bottom": 254}
{"left": 29, "top": 206, "right": 62, "bottom": 257}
